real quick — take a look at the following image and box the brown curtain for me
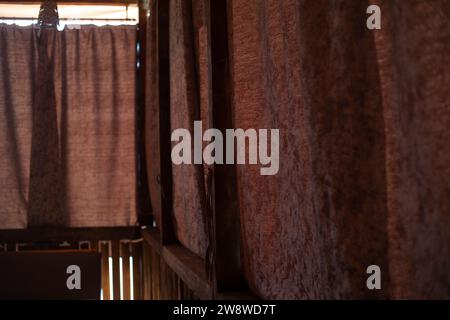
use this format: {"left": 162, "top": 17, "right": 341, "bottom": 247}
{"left": 0, "top": 24, "right": 137, "bottom": 228}
{"left": 371, "top": 0, "right": 450, "bottom": 299}
{"left": 228, "top": 0, "right": 450, "bottom": 299}
{"left": 146, "top": 1, "right": 210, "bottom": 257}
{"left": 169, "top": 0, "right": 210, "bottom": 259}
{"left": 229, "top": 0, "right": 388, "bottom": 299}
{"left": 146, "top": 0, "right": 211, "bottom": 258}
{"left": 145, "top": 0, "right": 450, "bottom": 298}
{"left": 0, "top": 25, "right": 35, "bottom": 229}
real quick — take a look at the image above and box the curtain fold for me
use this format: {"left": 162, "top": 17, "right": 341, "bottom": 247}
{"left": 168, "top": 0, "right": 210, "bottom": 258}
{"left": 226, "top": 0, "right": 450, "bottom": 299}
{"left": 0, "top": 24, "right": 137, "bottom": 228}
{"left": 145, "top": 0, "right": 213, "bottom": 259}
{"left": 0, "top": 25, "right": 36, "bottom": 229}
{"left": 28, "top": 29, "right": 64, "bottom": 226}
{"left": 371, "top": 0, "right": 450, "bottom": 299}
{"left": 229, "top": 0, "right": 389, "bottom": 299}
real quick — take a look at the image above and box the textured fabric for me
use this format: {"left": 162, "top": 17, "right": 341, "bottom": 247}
{"left": 28, "top": 29, "right": 63, "bottom": 226}
{"left": 229, "top": 0, "right": 389, "bottom": 299}
{"left": 0, "top": 24, "right": 137, "bottom": 228}
{"left": 145, "top": 0, "right": 450, "bottom": 298}
{"left": 371, "top": 0, "right": 450, "bottom": 299}
{"left": 0, "top": 26, "right": 36, "bottom": 229}
{"left": 169, "top": 0, "right": 209, "bottom": 258}
{"left": 227, "top": 0, "right": 450, "bottom": 299}
{"left": 145, "top": 0, "right": 212, "bottom": 258}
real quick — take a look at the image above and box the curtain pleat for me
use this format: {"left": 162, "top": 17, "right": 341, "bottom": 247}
{"left": 28, "top": 29, "right": 64, "bottom": 226}
{"left": 0, "top": 25, "right": 36, "bottom": 229}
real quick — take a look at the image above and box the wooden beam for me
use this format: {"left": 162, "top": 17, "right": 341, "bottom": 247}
{"left": 162, "top": 245, "right": 212, "bottom": 299}
{"left": 142, "top": 227, "right": 212, "bottom": 299}
{"left": 209, "top": 0, "right": 247, "bottom": 293}
{"left": 0, "top": 227, "right": 140, "bottom": 243}
{"left": 159, "top": 254, "right": 177, "bottom": 299}
{"left": 141, "top": 227, "right": 162, "bottom": 255}
{"left": 135, "top": 0, "right": 152, "bottom": 226}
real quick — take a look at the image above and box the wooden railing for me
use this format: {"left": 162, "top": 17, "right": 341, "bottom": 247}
{"left": 0, "top": 225, "right": 256, "bottom": 300}
{"left": 0, "top": 226, "right": 201, "bottom": 300}
{"left": 98, "top": 240, "right": 142, "bottom": 300}
{"left": 140, "top": 228, "right": 199, "bottom": 300}
{"left": 0, "top": 227, "right": 143, "bottom": 300}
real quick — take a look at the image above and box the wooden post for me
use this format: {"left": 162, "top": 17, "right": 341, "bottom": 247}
{"left": 136, "top": 0, "right": 153, "bottom": 225}
{"left": 156, "top": 0, "right": 176, "bottom": 246}
{"left": 209, "top": 0, "right": 247, "bottom": 294}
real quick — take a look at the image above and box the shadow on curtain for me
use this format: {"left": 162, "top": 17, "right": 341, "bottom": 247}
{"left": 0, "top": 24, "right": 137, "bottom": 228}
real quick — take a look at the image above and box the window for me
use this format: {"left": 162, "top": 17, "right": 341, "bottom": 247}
{"left": 0, "top": 3, "right": 138, "bottom": 29}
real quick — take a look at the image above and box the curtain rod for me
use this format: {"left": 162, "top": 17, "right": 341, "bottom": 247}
{"left": 0, "top": 17, "right": 137, "bottom": 21}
